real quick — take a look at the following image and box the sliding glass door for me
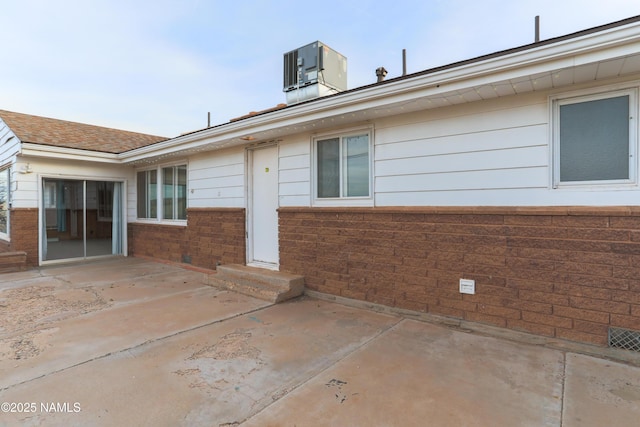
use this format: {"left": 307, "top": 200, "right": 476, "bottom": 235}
{"left": 42, "top": 179, "right": 123, "bottom": 262}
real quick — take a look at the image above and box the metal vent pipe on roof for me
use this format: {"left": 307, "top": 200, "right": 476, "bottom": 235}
{"left": 402, "top": 49, "right": 407, "bottom": 76}
{"left": 535, "top": 16, "right": 540, "bottom": 42}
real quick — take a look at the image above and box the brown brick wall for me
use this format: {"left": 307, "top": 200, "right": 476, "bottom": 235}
{"left": 279, "top": 206, "right": 640, "bottom": 347}
{"left": 8, "top": 208, "right": 39, "bottom": 267}
{"left": 0, "top": 251, "right": 27, "bottom": 273}
{"left": 128, "top": 222, "right": 188, "bottom": 264}
{"left": 128, "top": 208, "right": 245, "bottom": 270}
{"left": 186, "top": 208, "right": 245, "bottom": 268}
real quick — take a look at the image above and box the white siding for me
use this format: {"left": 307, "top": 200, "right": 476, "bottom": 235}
{"left": 279, "top": 136, "right": 311, "bottom": 207}
{"left": 0, "top": 118, "right": 21, "bottom": 166}
{"left": 374, "top": 125, "right": 547, "bottom": 161}
{"left": 187, "top": 147, "right": 245, "bottom": 208}
{"left": 273, "top": 81, "right": 640, "bottom": 207}
{"left": 12, "top": 157, "right": 133, "bottom": 210}
{"left": 376, "top": 144, "right": 548, "bottom": 177}
{"left": 372, "top": 93, "right": 551, "bottom": 205}
{"left": 374, "top": 96, "right": 547, "bottom": 146}
{"left": 0, "top": 119, "right": 20, "bottom": 210}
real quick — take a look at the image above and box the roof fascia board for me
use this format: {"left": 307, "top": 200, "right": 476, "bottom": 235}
{"left": 336, "top": 23, "right": 640, "bottom": 105}
{"left": 372, "top": 20, "right": 640, "bottom": 93}
{"left": 21, "top": 143, "right": 121, "bottom": 163}
{"left": 118, "top": 122, "right": 272, "bottom": 163}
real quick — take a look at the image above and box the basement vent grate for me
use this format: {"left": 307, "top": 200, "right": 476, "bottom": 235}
{"left": 608, "top": 327, "right": 640, "bottom": 352}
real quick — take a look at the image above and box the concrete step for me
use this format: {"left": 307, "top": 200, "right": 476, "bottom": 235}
{"left": 209, "top": 264, "right": 305, "bottom": 303}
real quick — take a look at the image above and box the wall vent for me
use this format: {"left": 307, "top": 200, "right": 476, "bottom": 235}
{"left": 609, "top": 327, "right": 640, "bottom": 352}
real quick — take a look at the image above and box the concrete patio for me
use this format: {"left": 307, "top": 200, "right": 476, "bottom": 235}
{"left": 0, "top": 257, "right": 639, "bottom": 426}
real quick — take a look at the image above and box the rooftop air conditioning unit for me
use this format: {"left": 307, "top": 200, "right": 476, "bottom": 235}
{"left": 283, "top": 41, "right": 347, "bottom": 104}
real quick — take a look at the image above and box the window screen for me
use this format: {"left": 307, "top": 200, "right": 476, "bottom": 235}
{"left": 559, "top": 95, "right": 630, "bottom": 182}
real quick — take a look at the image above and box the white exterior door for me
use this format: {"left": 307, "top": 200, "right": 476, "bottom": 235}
{"left": 248, "top": 145, "right": 279, "bottom": 268}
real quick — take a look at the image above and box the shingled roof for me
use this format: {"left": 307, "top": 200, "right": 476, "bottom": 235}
{"left": 0, "top": 110, "right": 167, "bottom": 154}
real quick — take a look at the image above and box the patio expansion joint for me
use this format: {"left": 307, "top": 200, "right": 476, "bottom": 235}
{"left": 238, "top": 316, "right": 405, "bottom": 425}
{"left": 559, "top": 352, "right": 567, "bottom": 427}
{"left": 0, "top": 301, "right": 274, "bottom": 393}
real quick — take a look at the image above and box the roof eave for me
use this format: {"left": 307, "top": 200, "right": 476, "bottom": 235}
{"left": 118, "top": 16, "right": 640, "bottom": 163}
{"left": 21, "top": 143, "right": 121, "bottom": 163}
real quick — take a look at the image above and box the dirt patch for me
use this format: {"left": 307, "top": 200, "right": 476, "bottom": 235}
{"left": 174, "top": 368, "right": 211, "bottom": 390}
{"left": 177, "top": 331, "right": 266, "bottom": 395}
{"left": 0, "top": 285, "right": 111, "bottom": 336}
{"left": 0, "top": 327, "right": 58, "bottom": 360}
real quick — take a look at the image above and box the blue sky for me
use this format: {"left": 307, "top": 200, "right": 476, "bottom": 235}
{"left": 2, "top": 0, "right": 640, "bottom": 137}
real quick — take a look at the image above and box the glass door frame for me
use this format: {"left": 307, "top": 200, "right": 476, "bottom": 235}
{"left": 39, "top": 175, "right": 127, "bottom": 265}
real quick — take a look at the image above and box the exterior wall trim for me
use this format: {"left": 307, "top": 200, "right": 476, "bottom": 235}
{"left": 279, "top": 206, "right": 640, "bottom": 216}
{"left": 188, "top": 207, "right": 246, "bottom": 213}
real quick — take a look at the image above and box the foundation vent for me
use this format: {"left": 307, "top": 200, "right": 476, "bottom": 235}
{"left": 608, "top": 327, "right": 640, "bottom": 352}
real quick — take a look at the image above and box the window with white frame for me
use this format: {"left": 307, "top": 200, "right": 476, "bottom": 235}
{"left": 136, "top": 164, "right": 187, "bottom": 221}
{"left": 137, "top": 169, "right": 158, "bottom": 219}
{"left": 314, "top": 131, "right": 372, "bottom": 201}
{"left": 553, "top": 89, "right": 637, "bottom": 186}
{"left": 162, "top": 165, "right": 187, "bottom": 220}
{"left": 0, "top": 166, "right": 9, "bottom": 238}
